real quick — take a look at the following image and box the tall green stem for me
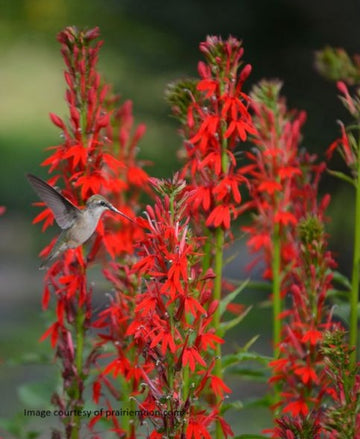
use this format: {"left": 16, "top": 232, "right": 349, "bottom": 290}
{"left": 350, "top": 160, "right": 360, "bottom": 365}
{"left": 214, "top": 226, "right": 224, "bottom": 439}
{"left": 71, "top": 307, "right": 85, "bottom": 439}
{"left": 272, "top": 221, "right": 281, "bottom": 408}
{"left": 272, "top": 221, "right": 281, "bottom": 359}
{"left": 202, "top": 229, "right": 212, "bottom": 273}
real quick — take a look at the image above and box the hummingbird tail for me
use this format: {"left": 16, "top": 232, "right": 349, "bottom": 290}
{"left": 39, "top": 241, "right": 64, "bottom": 270}
{"left": 39, "top": 255, "right": 54, "bottom": 270}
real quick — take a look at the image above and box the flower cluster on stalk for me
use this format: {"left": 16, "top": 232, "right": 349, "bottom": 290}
{"left": 102, "top": 176, "right": 232, "bottom": 438}
{"left": 30, "top": 26, "right": 147, "bottom": 438}
{"left": 244, "top": 81, "right": 346, "bottom": 436}
{"left": 243, "top": 80, "right": 310, "bottom": 280}
{"left": 165, "top": 37, "right": 256, "bottom": 438}
{"left": 269, "top": 215, "right": 339, "bottom": 437}
{"left": 166, "top": 36, "right": 255, "bottom": 231}
{"left": 321, "top": 330, "right": 360, "bottom": 437}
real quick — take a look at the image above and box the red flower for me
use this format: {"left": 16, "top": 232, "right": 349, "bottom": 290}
{"left": 302, "top": 329, "right": 322, "bottom": 345}
{"left": 120, "top": 177, "right": 230, "bottom": 436}
{"left": 294, "top": 364, "right": 318, "bottom": 385}
{"left": 283, "top": 398, "right": 309, "bottom": 417}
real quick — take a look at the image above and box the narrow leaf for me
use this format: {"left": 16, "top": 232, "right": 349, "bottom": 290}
{"left": 222, "top": 350, "right": 272, "bottom": 369}
{"left": 219, "top": 305, "right": 252, "bottom": 335}
{"left": 220, "top": 278, "right": 250, "bottom": 316}
{"left": 327, "top": 169, "right": 355, "bottom": 186}
{"left": 226, "top": 367, "right": 269, "bottom": 382}
{"left": 326, "top": 288, "right": 350, "bottom": 299}
{"left": 234, "top": 434, "right": 270, "bottom": 439}
{"left": 234, "top": 433, "right": 269, "bottom": 439}
{"left": 243, "top": 334, "right": 260, "bottom": 351}
{"left": 221, "top": 401, "right": 243, "bottom": 414}
{"left": 332, "top": 270, "right": 352, "bottom": 290}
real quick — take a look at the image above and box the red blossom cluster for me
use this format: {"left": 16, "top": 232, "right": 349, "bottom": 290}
{"left": 167, "top": 36, "right": 255, "bottom": 230}
{"left": 90, "top": 260, "right": 143, "bottom": 437}
{"left": 243, "top": 81, "right": 347, "bottom": 436}
{"left": 321, "top": 329, "right": 360, "bottom": 438}
{"left": 272, "top": 329, "right": 360, "bottom": 438}
{"left": 164, "top": 37, "right": 256, "bottom": 438}
{"left": 30, "top": 26, "right": 148, "bottom": 438}
{"left": 129, "top": 177, "right": 231, "bottom": 438}
{"left": 92, "top": 177, "right": 231, "bottom": 438}
{"left": 243, "top": 80, "right": 309, "bottom": 280}
{"left": 326, "top": 81, "right": 358, "bottom": 171}
{"left": 269, "top": 215, "right": 338, "bottom": 434}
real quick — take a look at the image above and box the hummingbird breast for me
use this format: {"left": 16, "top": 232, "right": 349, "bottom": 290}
{"left": 66, "top": 210, "right": 102, "bottom": 248}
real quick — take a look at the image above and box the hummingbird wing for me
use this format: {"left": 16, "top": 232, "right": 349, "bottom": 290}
{"left": 27, "top": 174, "right": 80, "bottom": 230}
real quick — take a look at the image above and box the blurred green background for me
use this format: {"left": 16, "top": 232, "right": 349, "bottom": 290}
{"left": 0, "top": 0, "right": 359, "bottom": 437}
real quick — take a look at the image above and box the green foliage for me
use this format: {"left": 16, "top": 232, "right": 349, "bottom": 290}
{"left": 0, "top": 413, "right": 40, "bottom": 439}
{"left": 165, "top": 79, "right": 200, "bottom": 124}
{"left": 315, "top": 47, "right": 360, "bottom": 84}
{"left": 234, "top": 435, "right": 270, "bottom": 439}
{"left": 327, "top": 169, "right": 356, "bottom": 187}
{"left": 18, "top": 382, "right": 53, "bottom": 408}
{"left": 220, "top": 279, "right": 250, "bottom": 317}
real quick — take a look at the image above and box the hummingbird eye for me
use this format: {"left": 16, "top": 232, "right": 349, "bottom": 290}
{"left": 100, "top": 201, "right": 106, "bottom": 207}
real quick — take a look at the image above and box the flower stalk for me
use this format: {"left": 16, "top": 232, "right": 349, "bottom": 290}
{"left": 166, "top": 36, "right": 255, "bottom": 437}
{"left": 214, "top": 226, "right": 224, "bottom": 439}
{"left": 350, "top": 148, "right": 360, "bottom": 363}
{"left": 272, "top": 219, "right": 282, "bottom": 360}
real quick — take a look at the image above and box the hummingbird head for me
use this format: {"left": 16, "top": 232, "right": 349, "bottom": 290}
{"left": 86, "top": 195, "right": 120, "bottom": 215}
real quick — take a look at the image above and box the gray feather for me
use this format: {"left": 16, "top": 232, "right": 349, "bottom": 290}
{"left": 27, "top": 174, "right": 80, "bottom": 230}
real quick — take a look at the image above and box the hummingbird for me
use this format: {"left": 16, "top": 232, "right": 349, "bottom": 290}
{"left": 27, "top": 173, "right": 134, "bottom": 269}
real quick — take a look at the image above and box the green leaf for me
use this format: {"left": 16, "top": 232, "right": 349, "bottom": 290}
{"left": 0, "top": 412, "right": 41, "bottom": 438}
{"left": 332, "top": 270, "right": 352, "bottom": 290}
{"left": 219, "top": 306, "right": 252, "bottom": 335}
{"left": 243, "top": 335, "right": 260, "bottom": 352}
{"left": 234, "top": 435, "right": 270, "bottom": 439}
{"left": 221, "top": 400, "right": 243, "bottom": 414}
{"left": 18, "top": 382, "right": 52, "bottom": 408}
{"left": 257, "top": 299, "right": 272, "bottom": 309}
{"left": 0, "top": 417, "right": 22, "bottom": 436}
{"left": 220, "top": 279, "right": 249, "bottom": 316}
{"left": 222, "top": 353, "right": 242, "bottom": 369}
{"left": 332, "top": 302, "right": 350, "bottom": 321}
{"left": 327, "top": 169, "right": 355, "bottom": 187}
{"left": 225, "top": 279, "right": 272, "bottom": 292}
{"left": 226, "top": 367, "right": 269, "bottom": 382}
{"left": 326, "top": 288, "right": 350, "bottom": 300}
{"left": 222, "top": 350, "right": 272, "bottom": 369}
{"left": 7, "top": 352, "right": 51, "bottom": 366}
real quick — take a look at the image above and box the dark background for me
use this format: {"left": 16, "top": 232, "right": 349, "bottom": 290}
{"left": 0, "top": 0, "right": 359, "bottom": 436}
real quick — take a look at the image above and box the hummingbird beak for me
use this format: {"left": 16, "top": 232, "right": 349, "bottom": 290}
{"left": 108, "top": 204, "right": 135, "bottom": 223}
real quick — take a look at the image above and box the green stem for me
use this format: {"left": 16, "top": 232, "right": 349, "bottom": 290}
{"left": 70, "top": 306, "right": 85, "bottom": 439}
{"left": 272, "top": 221, "right": 282, "bottom": 358}
{"left": 75, "top": 309, "right": 85, "bottom": 374}
{"left": 69, "top": 249, "right": 87, "bottom": 439}
{"left": 272, "top": 220, "right": 281, "bottom": 408}
{"left": 350, "top": 162, "right": 360, "bottom": 365}
{"left": 121, "top": 376, "right": 136, "bottom": 436}
{"left": 202, "top": 229, "right": 212, "bottom": 273}
{"left": 214, "top": 226, "right": 224, "bottom": 439}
